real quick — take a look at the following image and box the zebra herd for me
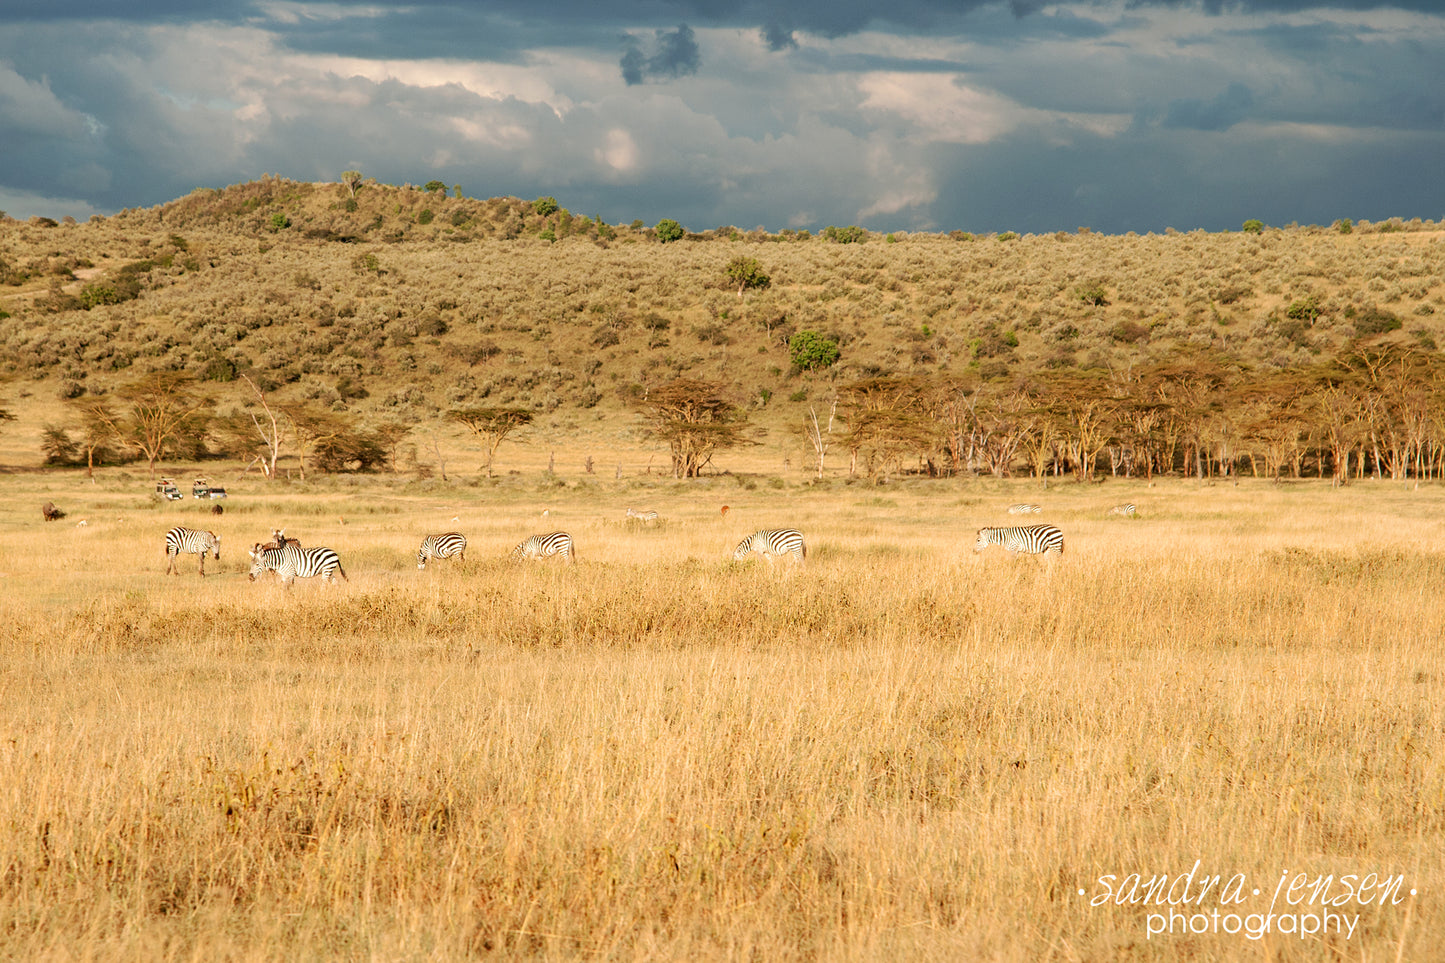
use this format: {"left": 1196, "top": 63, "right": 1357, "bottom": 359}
{"left": 162, "top": 498, "right": 1119, "bottom": 585}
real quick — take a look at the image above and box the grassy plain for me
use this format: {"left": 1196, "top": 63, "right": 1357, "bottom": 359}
{"left": 1, "top": 467, "right": 1441, "bottom": 961}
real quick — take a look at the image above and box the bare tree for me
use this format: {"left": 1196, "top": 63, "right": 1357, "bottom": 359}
{"left": 803, "top": 398, "right": 838, "bottom": 479}
{"left": 239, "top": 374, "right": 284, "bottom": 479}
{"left": 341, "top": 170, "right": 363, "bottom": 198}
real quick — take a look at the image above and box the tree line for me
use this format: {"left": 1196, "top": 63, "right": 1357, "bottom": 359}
{"left": 38, "top": 370, "right": 536, "bottom": 481}
{"left": 36, "top": 343, "right": 1445, "bottom": 486}
{"left": 638, "top": 345, "right": 1445, "bottom": 485}
{"left": 827, "top": 346, "right": 1445, "bottom": 484}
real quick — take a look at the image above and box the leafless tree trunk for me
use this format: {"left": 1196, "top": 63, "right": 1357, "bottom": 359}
{"left": 804, "top": 399, "right": 838, "bottom": 479}
{"left": 241, "top": 374, "right": 284, "bottom": 480}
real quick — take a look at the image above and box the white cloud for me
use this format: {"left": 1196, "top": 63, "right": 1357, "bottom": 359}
{"left": 0, "top": 62, "right": 91, "bottom": 138}
{"left": 858, "top": 73, "right": 1017, "bottom": 144}
{"left": 596, "top": 128, "right": 638, "bottom": 171}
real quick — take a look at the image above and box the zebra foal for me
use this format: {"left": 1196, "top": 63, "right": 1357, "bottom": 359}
{"left": 418, "top": 532, "right": 467, "bottom": 569}
{"left": 511, "top": 532, "right": 575, "bottom": 563}
{"left": 248, "top": 544, "right": 348, "bottom": 587}
{"left": 625, "top": 507, "right": 659, "bottom": 523}
{"left": 1109, "top": 503, "right": 1138, "bottom": 517}
{"left": 165, "top": 527, "right": 221, "bottom": 576}
{"left": 733, "top": 529, "right": 806, "bottom": 565}
{"left": 975, "top": 525, "right": 1064, "bottom": 558}
{"left": 1007, "top": 504, "right": 1042, "bottom": 515}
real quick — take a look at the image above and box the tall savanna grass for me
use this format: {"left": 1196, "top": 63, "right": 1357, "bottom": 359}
{"left": 0, "top": 473, "right": 1440, "bottom": 960}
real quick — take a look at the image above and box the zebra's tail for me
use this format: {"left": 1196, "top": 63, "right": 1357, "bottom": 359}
{"left": 336, "top": 561, "right": 350, "bottom": 581}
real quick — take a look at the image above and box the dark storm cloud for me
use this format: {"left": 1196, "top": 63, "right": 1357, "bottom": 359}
{"left": 761, "top": 20, "right": 799, "bottom": 51}
{"left": 1162, "top": 82, "right": 1254, "bottom": 130}
{"left": 7, "top": 0, "right": 1445, "bottom": 33}
{"left": 620, "top": 24, "right": 700, "bottom": 85}
{"left": 3, "top": 0, "right": 1444, "bottom": 229}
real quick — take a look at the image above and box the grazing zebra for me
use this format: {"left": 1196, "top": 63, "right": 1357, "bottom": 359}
{"left": 625, "top": 508, "right": 659, "bottom": 523}
{"left": 165, "top": 527, "right": 221, "bottom": 576}
{"left": 975, "top": 525, "right": 1064, "bottom": 558}
{"left": 247, "top": 544, "right": 347, "bottom": 587}
{"left": 1109, "top": 503, "right": 1138, "bottom": 517}
{"left": 733, "top": 529, "right": 807, "bottom": 565}
{"left": 417, "top": 532, "right": 467, "bottom": 569}
{"left": 1007, "top": 504, "right": 1042, "bottom": 515}
{"left": 511, "top": 532, "right": 575, "bottom": 564}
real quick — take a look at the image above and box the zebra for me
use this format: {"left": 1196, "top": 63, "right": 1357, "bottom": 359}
{"left": 418, "top": 532, "right": 467, "bottom": 569}
{"left": 511, "top": 532, "right": 575, "bottom": 564}
{"left": 1109, "top": 503, "right": 1138, "bottom": 518}
{"left": 975, "top": 525, "right": 1064, "bottom": 558}
{"left": 625, "top": 508, "right": 659, "bottom": 523}
{"left": 165, "top": 527, "right": 221, "bottom": 576}
{"left": 1007, "top": 504, "right": 1042, "bottom": 515}
{"left": 248, "top": 544, "right": 348, "bottom": 587}
{"left": 733, "top": 529, "right": 806, "bottom": 565}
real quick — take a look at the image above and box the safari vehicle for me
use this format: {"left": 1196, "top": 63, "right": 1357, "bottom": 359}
{"left": 192, "top": 477, "right": 228, "bottom": 499}
{"left": 155, "top": 478, "right": 183, "bottom": 500}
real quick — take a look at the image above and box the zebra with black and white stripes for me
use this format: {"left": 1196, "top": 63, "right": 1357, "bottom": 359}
{"left": 417, "top": 532, "right": 467, "bottom": 569}
{"left": 165, "top": 527, "right": 221, "bottom": 576}
{"left": 733, "top": 529, "right": 807, "bottom": 565}
{"left": 625, "top": 507, "right": 659, "bottom": 523}
{"left": 1007, "top": 503, "right": 1042, "bottom": 515}
{"left": 975, "top": 524, "right": 1064, "bottom": 557}
{"left": 511, "top": 532, "right": 575, "bottom": 564}
{"left": 248, "top": 544, "right": 348, "bottom": 587}
{"left": 1109, "top": 503, "right": 1138, "bottom": 518}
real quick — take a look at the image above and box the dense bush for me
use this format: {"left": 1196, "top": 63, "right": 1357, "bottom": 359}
{"left": 789, "top": 330, "right": 840, "bottom": 371}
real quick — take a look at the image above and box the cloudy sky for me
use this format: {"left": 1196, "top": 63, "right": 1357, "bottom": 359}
{"left": 2, "top": 0, "right": 1442, "bottom": 234}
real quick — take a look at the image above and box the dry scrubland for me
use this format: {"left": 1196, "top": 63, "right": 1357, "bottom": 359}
{"left": 1, "top": 470, "right": 1442, "bottom": 961}
{"left": 1, "top": 181, "right": 1443, "bottom": 469}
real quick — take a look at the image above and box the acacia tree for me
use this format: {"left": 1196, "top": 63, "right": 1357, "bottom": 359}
{"left": 283, "top": 407, "right": 352, "bottom": 481}
{"left": 66, "top": 398, "right": 118, "bottom": 479}
{"left": 371, "top": 420, "right": 413, "bottom": 473}
{"left": 837, "top": 377, "right": 941, "bottom": 479}
{"left": 450, "top": 407, "right": 533, "bottom": 477}
{"left": 93, "top": 372, "right": 212, "bottom": 478}
{"left": 724, "top": 256, "right": 771, "bottom": 298}
{"left": 631, "top": 379, "right": 751, "bottom": 478}
{"left": 341, "top": 170, "right": 363, "bottom": 197}
{"left": 1042, "top": 373, "right": 1119, "bottom": 481}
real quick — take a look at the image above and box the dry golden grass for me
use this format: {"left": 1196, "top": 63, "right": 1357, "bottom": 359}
{"left": 1, "top": 469, "right": 1441, "bottom": 960}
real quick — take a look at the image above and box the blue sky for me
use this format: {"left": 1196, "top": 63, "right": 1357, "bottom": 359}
{"left": 1, "top": 0, "right": 1442, "bottom": 234}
